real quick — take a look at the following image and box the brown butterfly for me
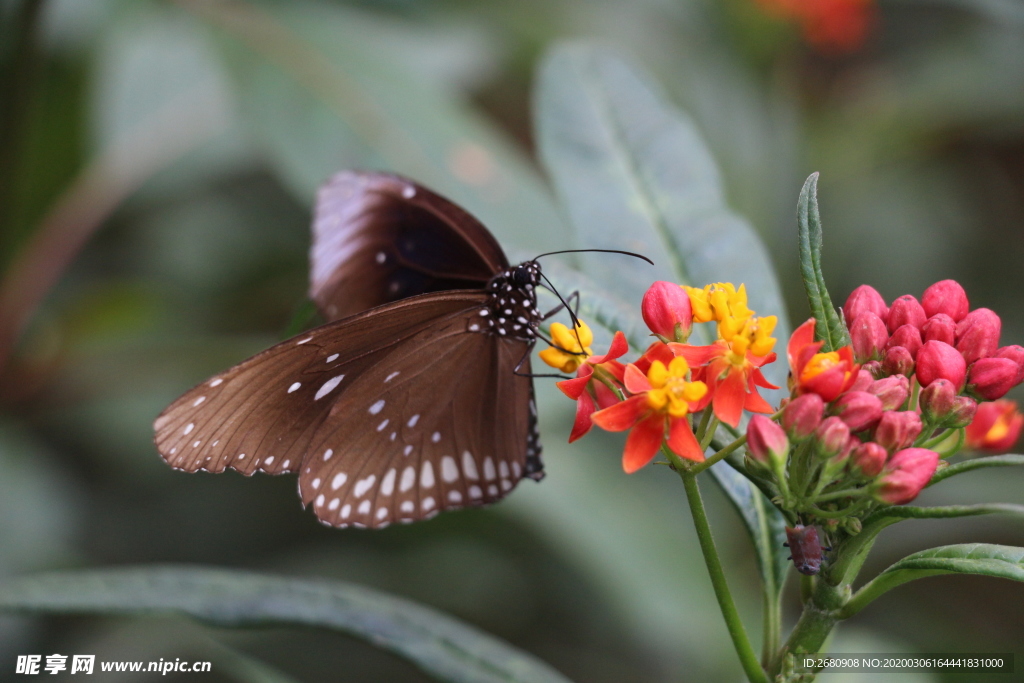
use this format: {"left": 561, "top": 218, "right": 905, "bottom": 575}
{"left": 154, "top": 172, "right": 546, "bottom": 529}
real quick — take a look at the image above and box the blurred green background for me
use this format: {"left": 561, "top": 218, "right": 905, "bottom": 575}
{"left": 1, "top": 0, "right": 1022, "bottom": 681}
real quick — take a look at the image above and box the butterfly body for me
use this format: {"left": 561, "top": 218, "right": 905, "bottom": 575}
{"left": 154, "top": 172, "right": 546, "bottom": 528}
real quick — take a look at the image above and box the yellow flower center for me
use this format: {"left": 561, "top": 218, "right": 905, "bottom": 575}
{"left": 986, "top": 412, "right": 1013, "bottom": 443}
{"left": 800, "top": 351, "right": 841, "bottom": 383}
{"left": 684, "top": 283, "right": 775, "bottom": 359}
{"left": 539, "top": 320, "right": 595, "bottom": 373}
{"left": 645, "top": 357, "right": 708, "bottom": 418}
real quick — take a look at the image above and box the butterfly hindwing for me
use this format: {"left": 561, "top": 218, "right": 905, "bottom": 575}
{"left": 310, "top": 171, "right": 509, "bottom": 320}
{"left": 154, "top": 293, "right": 488, "bottom": 477}
{"left": 298, "top": 306, "right": 534, "bottom": 528}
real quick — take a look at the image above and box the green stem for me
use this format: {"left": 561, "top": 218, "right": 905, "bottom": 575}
{"left": 690, "top": 432, "right": 747, "bottom": 475}
{"left": 934, "top": 428, "right": 965, "bottom": 458}
{"left": 698, "top": 416, "right": 721, "bottom": 452}
{"left": 920, "top": 428, "right": 955, "bottom": 450}
{"left": 695, "top": 407, "right": 713, "bottom": 443}
{"left": 772, "top": 578, "right": 847, "bottom": 677}
{"left": 761, "top": 587, "right": 781, "bottom": 668}
{"left": 680, "top": 471, "right": 769, "bottom": 683}
{"left": 811, "top": 487, "right": 869, "bottom": 504}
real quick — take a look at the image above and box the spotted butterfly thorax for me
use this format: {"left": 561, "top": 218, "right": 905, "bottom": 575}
{"left": 154, "top": 171, "right": 545, "bottom": 529}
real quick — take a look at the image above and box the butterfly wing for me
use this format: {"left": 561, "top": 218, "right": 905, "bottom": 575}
{"left": 154, "top": 293, "right": 486, "bottom": 476}
{"left": 298, "top": 306, "right": 535, "bottom": 528}
{"left": 310, "top": 171, "right": 509, "bottom": 320}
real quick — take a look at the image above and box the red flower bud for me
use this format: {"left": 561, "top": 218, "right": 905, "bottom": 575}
{"left": 874, "top": 410, "right": 923, "bottom": 453}
{"left": 886, "top": 324, "right": 923, "bottom": 359}
{"left": 642, "top": 281, "right": 692, "bottom": 342}
{"left": 919, "top": 379, "right": 957, "bottom": 422}
{"left": 965, "top": 399, "right": 1023, "bottom": 453}
{"left": 915, "top": 340, "right": 966, "bottom": 389}
{"left": 849, "top": 312, "right": 888, "bottom": 362}
{"left": 868, "top": 374, "right": 910, "bottom": 411}
{"left": 746, "top": 415, "right": 789, "bottom": 467}
{"left": 882, "top": 346, "right": 915, "bottom": 378}
{"left": 815, "top": 416, "right": 851, "bottom": 459}
{"left": 849, "top": 368, "right": 874, "bottom": 393}
{"left": 921, "top": 314, "right": 956, "bottom": 345}
{"left": 955, "top": 308, "right": 1001, "bottom": 365}
{"left": 782, "top": 393, "right": 825, "bottom": 440}
{"left": 850, "top": 441, "right": 888, "bottom": 478}
{"left": 922, "top": 280, "right": 970, "bottom": 322}
{"left": 967, "top": 357, "right": 1020, "bottom": 400}
{"left": 948, "top": 396, "right": 978, "bottom": 429}
{"left": 994, "top": 345, "right": 1024, "bottom": 385}
{"left": 844, "top": 285, "right": 888, "bottom": 325}
{"left": 832, "top": 391, "right": 884, "bottom": 432}
{"left": 862, "top": 360, "right": 883, "bottom": 378}
{"left": 887, "top": 295, "right": 927, "bottom": 334}
{"left": 875, "top": 448, "right": 940, "bottom": 504}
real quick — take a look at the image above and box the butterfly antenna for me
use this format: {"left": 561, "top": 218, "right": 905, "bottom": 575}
{"left": 533, "top": 248, "right": 654, "bottom": 265}
{"left": 539, "top": 272, "right": 581, "bottom": 329}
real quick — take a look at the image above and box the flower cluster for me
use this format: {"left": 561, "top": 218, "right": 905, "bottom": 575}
{"left": 545, "top": 281, "right": 779, "bottom": 473}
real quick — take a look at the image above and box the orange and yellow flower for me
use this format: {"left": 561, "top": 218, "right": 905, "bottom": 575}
{"left": 555, "top": 330, "right": 629, "bottom": 442}
{"left": 787, "top": 318, "right": 859, "bottom": 402}
{"left": 591, "top": 356, "right": 708, "bottom": 472}
{"left": 965, "top": 400, "right": 1024, "bottom": 453}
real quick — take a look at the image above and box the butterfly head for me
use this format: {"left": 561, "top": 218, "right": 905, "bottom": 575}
{"left": 480, "top": 262, "right": 543, "bottom": 341}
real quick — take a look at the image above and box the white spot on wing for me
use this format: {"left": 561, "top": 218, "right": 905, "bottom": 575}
{"left": 297, "top": 337, "right": 313, "bottom": 345}
{"left": 210, "top": 378, "right": 223, "bottom": 387}
{"left": 499, "top": 461, "right": 509, "bottom": 479}
{"left": 448, "top": 490, "right": 462, "bottom": 503}
{"left": 385, "top": 371, "right": 400, "bottom": 382}
{"left": 183, "top": 423, "right": 194, "bottom": 435}
{"left": 315, "top": 494, "right": 325, "bottom": 507}
{"left": 282, "top": 459, "right": 290, "bottom": 469}
{"left": 315, "top": 375, "right": 344, "bottom": 399}
{"left": 441, "top": 456, "right": 459, "bottom": 483}
{"left": 193, "top": 396, "right": 206, "bottom": 406}
{"left": 402, "top": 184, "right": 416, "bottom": 199}
{"left": 354, "top": 475, "right": 376, "bottom": 498}
{"left": 422, "top": 497, "right": 436, "bottom": 511}
{"left": 407, "top": 414, "right": 420, "bottom": 427}
{"left": 431, "top": 432, "right": 441, "bottom": 443}
{"left": 326, "top": 353, "right": 339, "bottom": 363}
{"left": 501, "top": 479, "right": 511, "bottom": 491}
{"left": 341, "top": 504, "right": 351, "bottom": 519}
{"left": 288, "top": 382, "right": 301, "bottom": 393}
{"left": 369, "top": 400, "right": 385, "bottom": 415}
{"left": 400, "top": 501, "right": 414, "bottom": 513}
{"left": 488, "top": 484, "right": 499, "bottom": 496}
{"left": 328, "top": 498, "right": 340, "bottom": 511}
{"left": 358, "top": 500, "right": 371, "bottom": 514}
{"left": 484, "top": 457, "right": 496, "bottom": 481}
{"left": 323, "top": 448, "right": 334, "bottom": 461}
{"left": 403, "top": 445, "right": 413, "bottom": 456}
{"left": 192, "top": 441, "right": 200, "bottom": 448}
{"left": 512, "top": 462, "right": 521, "bottom": 478}
{"left": 462, "top": 452, "right": 479, "bottom": 480}
{"left": 331, "top": 473, "right": 347, "bottom": 490}
{"left": 265, "top": 456, "right": 274, "bottom": 465}
{"left": 469, "top": 485, "right": 482, "bottom": 499}
{"left": 400, "top": 466, "right": 415, "bottom": 492}
{"left": 377, "top": 419, "right": 389, "bottom": 431}
{"left": 376, "top": 251, "right": 386, "bottom": 264}
{"left": 421, "top": 461, "right": 435, "bottom": 488}
{"left": 381, "top": 468, "right": 396, "bottom": 496}
{"left": 312, "top": 477, "right": 321, "bottom": 488}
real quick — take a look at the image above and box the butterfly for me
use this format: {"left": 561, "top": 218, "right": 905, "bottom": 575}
{"left": 153, "top": 171, "right": 549, "bottom": 529}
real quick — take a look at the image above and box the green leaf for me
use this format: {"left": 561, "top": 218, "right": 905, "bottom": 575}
{"left": 929, "top": 454, "right": 1024, "bottom": 486}
{"left": 841, "top": 544, "right": 1024, "bottom": 617}
{"left": 534, "top": 42, "right": 790, "bottom": 390}
{"left": 0, "top": 565, "right": 573, "bottom": 683}
{"left": 708, "top": 462, "right": 790, "bottom": 605}
{"left": 796, "top": 173, "right": 849, "bottom": 352}
{"left": 187, "top": 0, "right": 565, "bottom": 253}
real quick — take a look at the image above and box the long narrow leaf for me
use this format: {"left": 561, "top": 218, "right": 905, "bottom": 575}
{"left": 929, "top": 454, "right": 1024, "bottom": 486}
{"left": 0, "top": 565, "right": 573, "bottom": 683}
{"left": 796, "top": 173, "right": 849, "bottom": 352}
{"left": 841, "top": 544, "right": 1024, "bottom": 617}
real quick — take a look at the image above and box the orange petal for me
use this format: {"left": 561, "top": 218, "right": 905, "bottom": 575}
{"left": 712, "top": 368, "right": 747, "bottom": 428}
{"left": 591, "top": 395, "right": 647, "bottom": 432}
{"left": 568, "top": 391, "right": 597, "bottom": 442}
{"left": 743, "top": 389, "right": 775, "bottom": 415}
{"left": 668, "top": 417, "right": 705, "bottom": 462}
{"left": 589, "top": 331, "right": 629, "bottom": 365}
{"left": 622, "top": 414, "right": 665, "bottom": 473}
{"left": 557, "top": 370, "right": 592, "bottom": 400}
{"left": 623, "top": 363, "right": 653, "bottom": 394}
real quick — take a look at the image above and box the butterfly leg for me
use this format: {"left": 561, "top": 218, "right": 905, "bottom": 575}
{"left": 540, "top": 290, "right": 580, "bottom": 321}
{"left": 512, "top": 343, "right": 570, "bottom": 379}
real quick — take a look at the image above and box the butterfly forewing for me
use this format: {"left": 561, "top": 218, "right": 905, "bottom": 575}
{"left": 154, "top": 294, "right": 487, "bottom": 478}
{"left": 298, "top": 307, "right": 534, "bottom": 528}
{"left": 311, "top": 172, "right": 509, "bottom": 320}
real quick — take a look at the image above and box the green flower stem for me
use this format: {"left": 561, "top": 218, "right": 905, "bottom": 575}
{"left": 679, "top": 470, "right": 769, "bottom": 683}
{"left": 771, "top": 577, "right": 848, "bottom": 677}
{"left": 690, "top": 432, "right": 747, "bottom": 475}
{"left": 698, "top": 416, "right": 721, "bottom": 452}
{"left": 761, "top": 589, "right": 782, "bottom": 668}
{"left": 695, "top": 407, "right": 714, "bottom": 443}
{"left": 920, "top": 428, "right": 955, "bottom": 450}
{"left": 591, "top": 366, "right": 626, "bottom": 401}
{"left": 933, "top": 428, "right": 965, "bottom": 458}
{"left": 928, "top": 454, "right": 1024, "bottom": 486}
{"left": 811, "top": 487, "right": 870, "bottom": 504}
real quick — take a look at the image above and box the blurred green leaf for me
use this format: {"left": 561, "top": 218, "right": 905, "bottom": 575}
{"left": 210, "top": 643, "right": 305, "bottom": 683}
{"left": 534, "top": 42, "right": 789, "bottom": 390}
{"left": 708, "top": 463, "right": 790, "bottom": 607}
{"left": 842, "top": 544, "right": 1024, "bottom": 617}
{"left": 797, "top": 173, "right": 848, "bottom": 353}
{"left": 186, "top": 0, "right": 565, "bottom": 253}
{"left": 929, "top": 454, "right": 1024, "bottom": 486}
{"left": 0, "top": 565, "right": 573, "bottom": 683}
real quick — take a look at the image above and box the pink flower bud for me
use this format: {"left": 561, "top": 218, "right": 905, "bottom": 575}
{"left": 781, "top": 393, "right": 825, "bottom": 440}
{"left": 849, "top": 368, "right": 874, "bottom": 393}
{"left": 921, "top": 314, "right": 956, "bottom": 345}
{"left": 868, "top": 374, "right": 910, "bottom": 411}
{"left": 948, "top": 396, "right": 978, "bottom": 429}
{"left": 642, "top": 281, "right": 692, "bottom": 342}
{"left": 967, "top": 357, "right": 1020, "bottom": 400}
{"left": 955, "top": 308, "right": 1001, "bottom": 365}
{"left": 875, "top": 448, "right": 940, "bottom": 504}
{"left": 915, "top": 340, "right": 966, "bottom": 390}
{"left": 746, "top": 416, "right": 789, "bottom": 467}
{"left": 815, "top": 416, "right": 851, "bottom": 459}
{"left": 882, "top": 346, "right": 915, "bottom": 378}
{"left": 919, "top": 379, "right": 956, "bottom": 422}
{"left": 965, "top": 400, "right": 1023, "bottom": 453}
{"left": 862, "top": 360, "right": 883, "bottom": 378}
{"left": 886, "top": 324, "right": 923, "bottom": 359}
{"left": 850, "top": 312, "right": 889, "bottom": 362}
{"left": 994, "top": 345, "right": 1024, "bottom": 385}
{"left": 922, "top": 280, "right": 970, "bottom": 322}
{"left": 850, "top": 441, "right": 888, "bottom": 478}
{"left": 832, "top": 391, "right": 884, "bottom": 432}
{"left": 873, "top": 410, "right": 923, "bottom": 453}
{"left": 887, "top": 295, "right": 927, "bottom": 334}
{"left": 844, "top": 285, "right": 888, "bottom": 324}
